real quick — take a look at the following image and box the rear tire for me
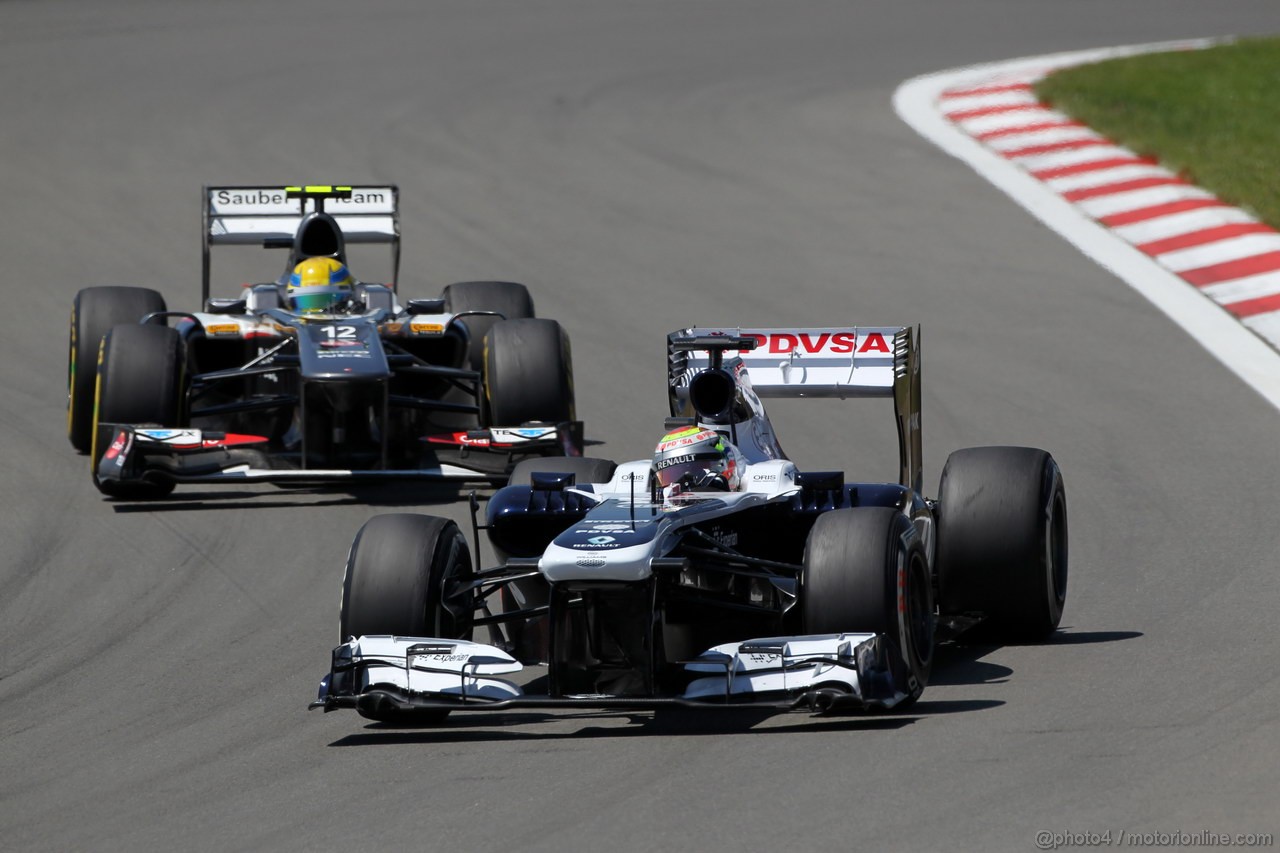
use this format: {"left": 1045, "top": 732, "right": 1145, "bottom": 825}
{"left": 433, "top": 282, "right": 536, "bottom": 430}
{"left": 68, "top": 286, "right": 166, "bottom": 452}
{"left": 802, "top": 507, "right": 933, "bottom": 705}
{"left": 936, "top": 446, "right": 1068, "bottom": 643}
{"left": 443, "top": 281, "right": 534, "bottom": 371}
{"left": 340, "top": 514, "right": 474, "bottom": 725}
{"left": 483, "top": 318, "right": 575, "bottom": 427}
{"left": 92, "top": 323, "right": 184, "bottom": 499}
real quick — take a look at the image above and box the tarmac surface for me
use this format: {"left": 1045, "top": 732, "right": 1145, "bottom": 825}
{"left": 1, "top": 2, "right": 1277, "bottom": 850}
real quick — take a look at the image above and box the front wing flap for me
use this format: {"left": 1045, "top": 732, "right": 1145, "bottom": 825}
{"left": 93, "top": 422, "right": 583, "bottom": 490}
{"left": 310, "top": 632, "right": 914, "bottom": 718}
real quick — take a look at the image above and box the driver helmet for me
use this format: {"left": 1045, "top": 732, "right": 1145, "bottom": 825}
{"left": 287, "top": 257, "right": 353, "bottom": 313}
{"left": 653, "top": 426, "right": 743, "bottom": 492}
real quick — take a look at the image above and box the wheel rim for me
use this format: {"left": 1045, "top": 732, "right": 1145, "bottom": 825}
{"left": 437, "top": 573, "right": 474, "bottom": 637}
{"left": 1048, "top": 491, "right": 1068, "bottom": 604}
{"left": 905, "top": 551, "right": 933, "bottom": 667}
{"left": 434, "top": 532, "right": 475, "bottom": 639}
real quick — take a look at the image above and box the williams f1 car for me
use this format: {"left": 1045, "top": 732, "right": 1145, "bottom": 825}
{"left": 312, "top": 326, "right": 1068, "bottom": 722}
{"left": 67, "top": 185, "right": 580, "bottom": 498}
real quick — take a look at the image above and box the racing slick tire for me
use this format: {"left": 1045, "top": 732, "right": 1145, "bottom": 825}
{"left": 91, "top": 323, "right": 185, "bottom": 499}
{"left": 339, "top": 514, "right": 475, "bottom": 724}
{"left": 802, "top": 507, "right": 933, "bottom": 706}
{"left": 68, "top": 286, "right": 166, "bottom": 453}
{"left": 506, "top": 456, "right": 617, "bottom": 488}
{"left": 482, "top": 318, "right": 575, "bottom": 427}
{"left": 935, "top": 446, "right": 1068, "bottom": 643}
{"left": 442, "top": 280, "right": 535, "bottom": 371}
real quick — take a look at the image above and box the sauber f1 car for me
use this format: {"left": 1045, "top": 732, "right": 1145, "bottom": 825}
{"left": 67, "top": 185, "right": 580, "bottom": 498}
{"left": 312, "top": 326, "right": 1069, "bottom": 722}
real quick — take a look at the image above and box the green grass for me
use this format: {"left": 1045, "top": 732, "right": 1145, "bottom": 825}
{"left": 1034, "top": 36, "right": 1280, "bottom": 228}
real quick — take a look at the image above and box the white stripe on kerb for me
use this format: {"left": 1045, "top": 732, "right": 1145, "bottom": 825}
{"left": 985, "top": 126, "right": 1104, "bottom": 153}
{"left": 956, "top": 109, "right": 1066, "bottom": 135}
{"left": 1201, "top": 270, "right": 1280, "bottom": 304}
{"left": 1012, "top": 145, "right": 1135, "bottom": 173}
{"left": 1111, "top": 208, "right": 1259, "bottom": 245}
{"left": 1156, "top": 234, "right": 1280, "bottom": 273}
{"left": 1046, "top": 164, "right": 1174, "bottom": 194}
{"left": 1077, "top": 185, "right": 1216, "bottom": 219}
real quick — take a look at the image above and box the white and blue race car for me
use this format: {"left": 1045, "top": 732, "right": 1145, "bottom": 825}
{"left": 313, "top": 327, "right": 1068, "bottom": 722}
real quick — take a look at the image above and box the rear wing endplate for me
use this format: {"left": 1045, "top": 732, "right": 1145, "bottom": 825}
{"left": 202, "top": 184, "right": 400, "bottom": 303}
{"left": 668, "top": 327, "right": 923, "bottom": 493}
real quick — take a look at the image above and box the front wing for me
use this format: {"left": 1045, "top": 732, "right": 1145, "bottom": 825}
{"left": 94, "top": 423, "right": 583, "bottom": 490}
{"left": 309, "top": 632, "right": 917, "bottom": 719}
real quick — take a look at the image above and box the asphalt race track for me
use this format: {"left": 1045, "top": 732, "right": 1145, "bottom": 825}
{"left": 2, "top": 2, "right": 1277, "bottom": 850}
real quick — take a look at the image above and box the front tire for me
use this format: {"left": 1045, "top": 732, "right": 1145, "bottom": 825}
{"left": 802, "top": 507, "right": 933, "bottom": 705}
{"left": 68, "top": 286, "right": 166, "bottom": 452}
{"left": 92, "top": 323, "right": 184, "bottom": 499}
{"left": 340, "top": 514, "right": 474, "bottom": 725}
{"left": 483, "top": 318, "right": 575, "bottom": 426}
{"left": 935, "top": 446, "right": 1068, "bottom": 643}
{"left": 340, "top": 514, "right": 475, "bottom": 642}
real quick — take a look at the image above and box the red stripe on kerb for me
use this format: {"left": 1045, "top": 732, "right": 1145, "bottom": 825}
{"left": 1181, "top": 251, "right": 1280, "bottom": 287}
{"left": 1224, "top": 292, "right": 1280, "bottom": 319}
{"left": 1100, "top": 199, "right": 1227, "bottom": 227}
{"left": 1002, "top": 139, "right": 1110, "bottom": 158}
{"left": 945, "top": 103, "right": 1040, "bottom": 121}
{"left": 1138, "top": 223, "right": 1277, "bottom": 256}
{"left": 1061, "top": 176, "right": 1185, "bottom": 202}
{"left": 975, "top": 120, "right": 1083, "bottom": 141}
{"left": 942, "top": 83, "right": 1033, "bottom": 98}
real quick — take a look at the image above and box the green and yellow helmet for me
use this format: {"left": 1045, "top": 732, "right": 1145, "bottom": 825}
{"left": 287, "top": 257, "right": 353, "bottom": 313}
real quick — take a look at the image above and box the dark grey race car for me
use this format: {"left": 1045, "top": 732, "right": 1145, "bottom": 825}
{"left": 67, "top": 185, "right": 580, "bottom": 499}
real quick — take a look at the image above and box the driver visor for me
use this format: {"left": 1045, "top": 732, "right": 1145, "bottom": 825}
{"left": 654, "top": 453, "right": 722, "bottom": 488}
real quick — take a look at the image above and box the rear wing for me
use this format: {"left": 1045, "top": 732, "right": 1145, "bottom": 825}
{"left": 668, "top": 327, "right": 923, "bottom": 493}
{"left": 202, "top": 184, "right": 400, "bottom": 303}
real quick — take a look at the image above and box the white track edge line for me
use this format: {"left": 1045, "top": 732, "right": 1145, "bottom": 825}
{"left": 892, "top": 40, "right": 1280, "bottom": 413}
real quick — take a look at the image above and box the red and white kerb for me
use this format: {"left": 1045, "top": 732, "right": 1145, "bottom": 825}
{"left": 938, "top": 75, "right": 1280, "bottom": 350}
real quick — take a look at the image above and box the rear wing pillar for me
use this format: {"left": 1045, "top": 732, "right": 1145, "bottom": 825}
{"left": 892, "top": 326, "right": 922, "bottom": 496}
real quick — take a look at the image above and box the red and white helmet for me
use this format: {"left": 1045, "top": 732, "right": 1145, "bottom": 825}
{"left": 653, "top": 426, "right": 743, "bottom": 491}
